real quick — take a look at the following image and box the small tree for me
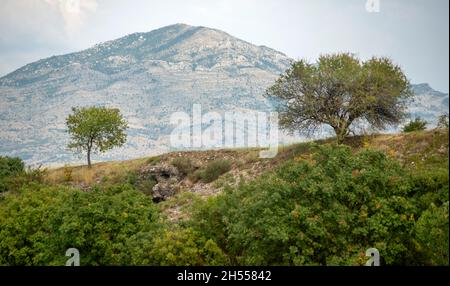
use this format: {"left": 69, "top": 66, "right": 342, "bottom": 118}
{"left": 266, "top": 53, "right": 413, "bottom": 144}
{"left": 403, "top": 117, "right": 427, "bottom": 133}
{"left": 66, "top": 107, "right": 128, "bottom": 168}
{"left": 437, "top": 114, "right": 449, "bottom": 129}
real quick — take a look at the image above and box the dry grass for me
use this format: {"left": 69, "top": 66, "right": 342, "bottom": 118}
{"left": 45, "top": 157, "right": 151, "bottom": 185}
{"left": 45, "top": 129, "right": 448, "bottom": 187}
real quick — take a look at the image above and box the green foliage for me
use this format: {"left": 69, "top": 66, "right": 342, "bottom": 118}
{"left": 172, "top": 157, "right": 195, "bottom": 176}
{"left": 190, "top": 159, "right": 231, "bottom": 183}
{"left": 415, "top": 202, "right": 449, "bottom": 265}
{"left": 403, "top": 117, "right": 428, "bottom": 132}
{"left": 266, "top": 53, "right": 412, "bottom": 143}
{"left": 147, "top": 228, "right": 228, "bottom": 266}
{"left": 66, "top": 106, "right": 128, "bottom": 167}
{"left": 0, "top": 156, "right": 25, "bottom": 193}
{"left": 437, "top": 114, "right": 449, "bottom": 129}
{"left": 190, "top": 145, "right": 449, "bottom": 265}
{"left": 0, "top": 156, "right": 24, "bottom": 177}
{"left": 124, "top": 171, "right": 156, "bottom": 195}
{"left": 0, "top": 184, "right": 162, "bottom": 265}
{"left": 0, "top": 136, "right": 448, "bottom": 266}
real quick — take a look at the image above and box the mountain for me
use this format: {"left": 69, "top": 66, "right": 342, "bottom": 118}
{"left": 0, "top": 24, "right": 448, "bottom": 166}
{"left": 0, "top": 24, "right": 291, "bottom": 166}
{"left": 409, "top": 83, "right": 449, "bottom": 123}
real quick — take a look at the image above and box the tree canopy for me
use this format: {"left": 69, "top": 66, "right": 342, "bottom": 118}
{"left": 266, "top": 53, "right": 413, "bottom": 143}
{"left": 66, "top": 106, "right": 128, "bottom": 168}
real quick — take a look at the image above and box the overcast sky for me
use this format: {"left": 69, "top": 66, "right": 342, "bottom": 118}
{"left": 0, "top": 0, "right": 448, "bottom": 92}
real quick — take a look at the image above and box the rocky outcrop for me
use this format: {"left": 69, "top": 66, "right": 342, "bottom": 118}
{"left": 139, "top": 163, "right": 181, "bottom": 202}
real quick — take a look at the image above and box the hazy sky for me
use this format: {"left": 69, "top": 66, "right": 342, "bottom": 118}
{"left": 0, "top": 0, "right": 449, "bottom": 92}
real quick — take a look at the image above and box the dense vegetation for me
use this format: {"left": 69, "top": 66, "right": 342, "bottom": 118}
{"left": 0, "top": 156, "right": 24, "bottom": 193}
{"left": 190, "top": 145, "right": 448, "bottom": 265}
{"left": 0, "top": 131, "right": 448, "bottom": 265}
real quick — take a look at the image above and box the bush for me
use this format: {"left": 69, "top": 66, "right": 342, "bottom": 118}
{"left": 190, "top": 159, "right": 231, "bottom": 183}
{"left": 172, "top": 157, "right": 195, "bottom": 176}
{"left": 190, "top": 145, "right": 449, "bottom": 265}
{"left": 147, "top": 228, "right": 228, "bottom": 266}
{"left": 415, "top": 202, "right": 449, "bottom": 265}
{"left": 0, "top": 156, "right": 25, "bottom": 193}
{"left": 403, "top": 117, "right": 427, "bottom": 132}
{"left": 0, "top": 184, "right": 162, "bottom": 265}
{"left": 124, "top": 170, "right": 157, "bottom": 195}
{"left": 437, "top": 114, "right": 449, "bottom": 129}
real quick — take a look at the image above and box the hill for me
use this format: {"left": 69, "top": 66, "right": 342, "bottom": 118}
{"left": 44, "top": 129, "right": 449, "bottom": 221}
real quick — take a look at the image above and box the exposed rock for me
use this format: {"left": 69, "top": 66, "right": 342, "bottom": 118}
{"left": 140, "top": 163, "right": 180, "bottom": 181}
{"left": 139, "top": 163, "right": 181, "bottom": 202}
{"left": 151, "top": 179, "right": 179, "bottom": 203}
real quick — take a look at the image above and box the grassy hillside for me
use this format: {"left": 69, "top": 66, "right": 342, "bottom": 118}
{"left": 44, "top": 129, "right": 449, "bottom": 220}
{"left": 1, "top": 129, "right": 448, "bottom": 265}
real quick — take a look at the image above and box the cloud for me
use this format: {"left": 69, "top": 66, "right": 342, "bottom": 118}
{"left": 43, "top": 0, "right": 98, "bottom": 35}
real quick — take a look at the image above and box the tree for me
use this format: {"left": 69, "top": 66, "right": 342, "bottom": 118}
{"left": 266, "top": 53, "right": 413, "bottom": 144}
{"left": 402, "top": 117, "right": 427, "bottom": 133}
{"left": 437, "top": 114, "right": 449, "bottom": 129}
{"left": 66, "top": 106, "right": 128, "bottom": 168}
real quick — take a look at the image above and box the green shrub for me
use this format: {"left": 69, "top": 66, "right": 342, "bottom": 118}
{"left": 191, "top": 145, "right": 449, "bottom": 265}
{"left": 403, "top": 117, "right": 428, "bottom": 132}
{"left": 437, "top": 114, "right": 449, "bottom": 129}
{"left": 172, "top": 157, "right": 195, "bottom": 176}
{"left": 147, "top": 228, "right": 228, "bottom": 266}
{"left": 190, "top": 159, "right": 231, "bottom": 183}
{"left": 137, "top": 178, "right": 157, "bottom": 196}
{"left": 0, "top": 156, "right": 24, "bottom": 177}
{"left": 0, "top": 184, "right": 162, "bottom": 265}
{"left": 414, "top": 202, "right": 449, "bottom": 265}
{"left": 124, "top": 171, "right": 156, "bottom": 195}
{"left": 0, "top": 156, "right": 25, "bottom": 193}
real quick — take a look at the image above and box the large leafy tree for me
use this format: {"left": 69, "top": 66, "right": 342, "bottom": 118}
{"left": 66, "top": 106, "right": 128, "bottom": 168}
{"left": 266, "top": 53, "right": 413, "bottom": 143}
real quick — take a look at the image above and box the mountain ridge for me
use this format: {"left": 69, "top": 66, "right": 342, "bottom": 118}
{"left": 0, "top": 23, "right": 290, "bottom": 86}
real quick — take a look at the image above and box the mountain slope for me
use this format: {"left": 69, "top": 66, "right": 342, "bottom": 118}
{"left": 0, "top": 24, "right": 291, "bottom": 165}
{"left": 409, "top": 83, "right": 449, "bottom": 122}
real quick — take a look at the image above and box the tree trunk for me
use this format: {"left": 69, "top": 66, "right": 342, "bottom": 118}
{"left": 333, "top": 119, "right": 352, "bottom": 145}
{"left": 334, "top": 126, "right": 348, "bottom": 145}
{"left": 336, "top": 132, "right": 345, "bottom": 145}
{"left": 87, "top": 147, "right": 92, "bottom": 168}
